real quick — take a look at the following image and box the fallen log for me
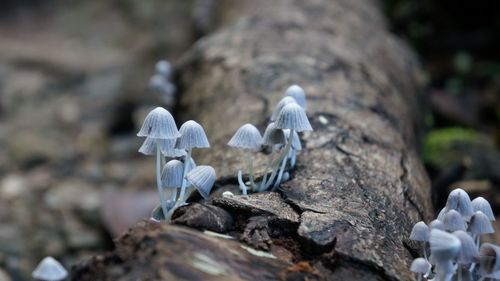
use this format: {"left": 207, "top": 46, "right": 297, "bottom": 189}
{"left": 71, "top": 0, "right": 433, "bottom": 280}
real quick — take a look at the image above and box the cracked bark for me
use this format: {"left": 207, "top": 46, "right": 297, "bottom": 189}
{"left": 71, "top": 0, "right": 433, "bottom": 280}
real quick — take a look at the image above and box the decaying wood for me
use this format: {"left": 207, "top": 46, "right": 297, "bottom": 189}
{"left": 71, "top": 0, "right": 433, "bottom": 280}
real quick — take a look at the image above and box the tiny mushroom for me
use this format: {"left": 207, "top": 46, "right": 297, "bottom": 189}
{"left": 228, "top": 123, "right": 263, "bottom": 194}
{"left": 32, "top": 256, "right": 68, "bottom": 281}
{"left": 270, "top": 96, "right": 297, "bottom": 121}
{"left": 176, "top": 120, "right": 210, "bottom": 202}
{"left": 285, "top": 84, "right": 307, "bottom": 109}
{"left": 185, "top": 165, "right": 216, "bottom": 199}
{"left": 469, "top": 211, "right": 495, "bottom": 236}
{"left": 471, "top": 197, "right": 495, "bottom": 221}
{"left": 453, "top": 230, "right": 480, "bottom": 264}
{"left": 410, "top": 221, "right": 430, "bottom": 259}
{"left": 410, "top": 258, "right": 431, "bottom": 281}
{"left": 445, "top": 188, "right": 474, "bottom": 218}
{"left": 161, "top": 159, "right": 185, "bottom": 203}
{"left": 443, "top": 209, "right": 467, "bottom": 232}
{"left": 137, "top": 107, "right": 180, "bottom": 220}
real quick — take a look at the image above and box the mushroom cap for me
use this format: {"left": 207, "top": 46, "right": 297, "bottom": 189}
{"left": 138, "top": 137, "right": 186, "bottom": 157}
{"left": 469, "top": 211, "right": 495, "bottom": 235}
{"left": 472, "top": 197, "right": 495, "bottom": 221}
{"left": 137, "top": 107, "right": 180, "bottom": 139}
{"left": 443, "top": 209, "right": 467, "bottom": 232}
{"left": 186, "top": 165, "right": 216, "bottom": 199}
{"left": 480, "top": 243, "right": 500, "bottom": 274}
{"left": 445, "top": 188, "right": 473, "bottom": 218}
{"left": 262, "top": 122, "right": 286, "bottom": 146}
{"left": 285, "top": 84, "right": 306, "bottom": 109}
{"left": 228, "top": 123, "right": 263, "bottom": 151}
{"left": 32, "top": 256, "right": 68, "bottom": 281}
{"left": 176, "top": 120, "right": 210, "bottom": 149}
{"left": 410, "top": 257, "right": 430, "bottom": 274}
{"left": 155, "top": 60, "right": 172, "bottom": 78}
{"left": 275, "top": 103, "right": 313, "bottom": 132}
{"left": 410, "top": 221, "right": 430, "bottom": 242}
{"left": 161, "top": 160, "right": 185, "bottom": 188}
{"left": 429, "top": 219, "right": 445, "bottom": 231}
{"left": 270, "top": 96, "right": 297, "bottom": 121}
{"left": 429, "top": 229, "right": 461, "bottom": 262}
{"left": 453, "top": 230, "right": 479, "bottom": 264}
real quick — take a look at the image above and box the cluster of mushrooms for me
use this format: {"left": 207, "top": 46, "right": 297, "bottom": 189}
{"left": 228, "top": 85, "right": 312, "bottom": 194}
{"left": 137, "top": 107, "right": 216, "bottom": 221}
{"left": 409, "top": 188, "right": 499, "bottom": 281}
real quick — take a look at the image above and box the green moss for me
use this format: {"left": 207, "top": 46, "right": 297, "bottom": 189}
{"left": 423, "top": 127, "right": 489, "bottom": 169}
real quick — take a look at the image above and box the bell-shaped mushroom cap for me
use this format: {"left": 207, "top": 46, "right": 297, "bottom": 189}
{"left": 410, "top": 258, "right": 431, "bottom": 274}
{"left": 262, "top": 122, "right": 286, "bottom": 146}
{"left": 453, "top": 230, "right": 480, "bottom": 264}
{"left": 161, "top": 160, "right": 184, "bottom": 188}
{"left": 445, "top": 188, "right": 473, "bottom": 218}
{"left": 480, "top": 243, "right": 500, "bottom": 274}
{"left": 32, "top": 256, "right": 68, "bottom": 281}
{"left": 284, "top": 129, "right": 302, "bottom": 150}
{"left": 139, "top": 137, "right": 186, "bottom": 157}
{"left": 469, "top": 211, "right": 495, "bottom": 235}
{"left": 176, "top": 120, "right": 210, "bottom": 149}
{"left": 443, "top": 209, "right": 467, "bottom": 231}
{"left": 155, "top": 60, "right": 172, "bottom": 78}
{"left": 270, "top": 96, "right": 297, "bottom": 121}
{"left": 228, "top": 123, "right": 263, "bottom": 151}
{"left": 429, "top": 219, "right": 445, "bottom": 231}
{"left": 410, "top": 221, "right": 430, "bottom": 242}
{"left": 275, "top": 103, "right": 313, "bottom": 132}
{"left": 472, "top": 197, "right": 495, "bottom": 221}
{"left": 429, "top": 229, "right": 461, "bottom": 262}
{"left": 186, "top": 165, "right": 216, "bottom": 199}
{"left": 137, "top": 107, "right": 180, "bottom": 139}
{"left": 285, "top": 85, "right": 306, "bottom": 109}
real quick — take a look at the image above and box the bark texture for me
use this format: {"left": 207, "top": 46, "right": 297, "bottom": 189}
{"left": 72, "top": 0, "right": 433, "bottom": 280}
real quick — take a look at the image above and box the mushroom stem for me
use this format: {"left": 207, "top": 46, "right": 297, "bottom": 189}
{"left": 265, "top": 129, "right": 294, "bottom": 189}
{"left": 178, "top": 148, "right": 192, "bottom": 201}
{"left": 155, "top": 141, "right": 169, "bottom": 219}
{"left": 238, "top": 169, "right": 247, "bottom": 195}
{"left": 260, "top": 146, "right": 277, "bottom": 191}
{"left": 245, "top": 150, "right": 256, "bottom": 190}
{"left": 422, "top": 241, "right": 428, "bottom": 260}
{"left": 289, "top": 149, "right": 297, "bottom": 168}
{"left": 272, "top": 154, "right": 288, "bottom": 190}
{"left": 417, "top": 273, "right": 422, "bottom": 281}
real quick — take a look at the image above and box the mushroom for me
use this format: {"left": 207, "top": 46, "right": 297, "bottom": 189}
{"left": 260, "top": 122, "right": 286, "bottom": 191}
{"left": 472, "top": 197, "right": 495, "bottom": 221}
{"left": 228, "top": 123, "right": 263, "bottom": 194}
{"left": 429, "top": 229, "right": 461, "bottom": 281}
{"left": 443, "top": 209, "right": 467, "bottom": 232}
{"left": 410, "top": 221, "right": 430, "bottom": 259}
{"left": 175, "top": 120, "right": 210, "bottom": 202}
{"left": 445, "top": 188, "right": 474, "bottom": 218}
{"left": 137, "top": 107, "right": 180, "bottom": 219}
{"left": 285, "top": 84, "right": 307, "bottom": 109}
{"left": 32, "top": 257, "right": 68, "bottom": 281}
{"left": 410, "top": 258, "right": 431, "bottom": 281}
{"left": 453, "top": 230, "right": 479, "bottom": 265}
{"left": 267, "top": 103, "right": 312, "bottom": 190}
{"left": 185, "top": 165, "right": 216, "bottom": 199}
{"left": 161, "top": 159, "right": 185, "bottom": 205}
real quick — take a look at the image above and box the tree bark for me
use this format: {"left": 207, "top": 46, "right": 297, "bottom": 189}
{"left": 71, "top": 0, "right": 433, "bottom": 280}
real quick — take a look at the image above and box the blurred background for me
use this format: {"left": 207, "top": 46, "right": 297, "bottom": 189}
{"left": 0, "top": 0, "right": 499, "bottom": 280}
